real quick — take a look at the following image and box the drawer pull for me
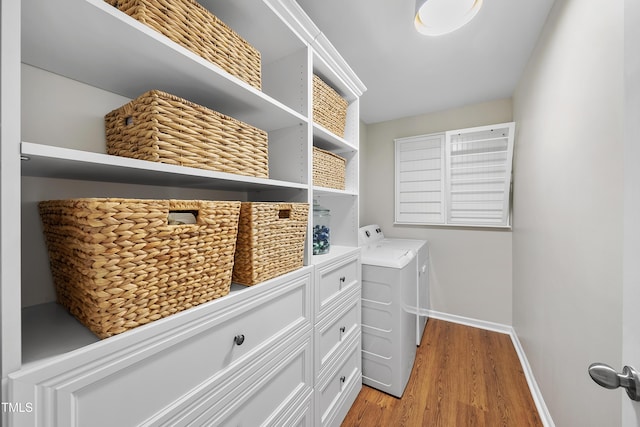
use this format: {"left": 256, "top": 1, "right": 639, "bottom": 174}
{"left": 339, "top": 276, "right": 346, "bottom": 283}
{"left": 340, "top": 326, "right": 346, "bottom": 333}
{"left": 340, "top": 375, "right": 346, "bottom": 383}
{"left": 234, "top": 334, "right": 245, "bottom": 346}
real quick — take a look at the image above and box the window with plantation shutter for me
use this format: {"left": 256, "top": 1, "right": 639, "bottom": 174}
{"left": 395, "top": 122, "right": 515, "bottom": 228}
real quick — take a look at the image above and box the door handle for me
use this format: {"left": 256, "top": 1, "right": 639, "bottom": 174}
{"left": 588, "top": 363, "right": 640, "bottom": 401}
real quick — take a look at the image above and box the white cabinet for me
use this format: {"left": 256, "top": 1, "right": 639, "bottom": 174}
{"left": 9, "top": 269, "right": 313, "bottom": 427}
{"left": 313, "top": 248, "right": 362, "bottom": 427}
{"left": 309, "top": 47, "right": 363, "bottom": 427}
{"left": 1, "top": 0, "right": 365, "bottom": 425}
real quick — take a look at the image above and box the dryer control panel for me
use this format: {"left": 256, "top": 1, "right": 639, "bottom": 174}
{"left": 358, "top": 224, "right": 384, "bottom": 246}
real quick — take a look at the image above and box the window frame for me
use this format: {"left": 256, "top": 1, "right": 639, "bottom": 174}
{"left": 394, "top": 122, "right": 515, "bottom": 229}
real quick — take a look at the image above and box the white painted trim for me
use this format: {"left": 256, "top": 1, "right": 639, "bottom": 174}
{"left": 427, "top": 310, "right": 554, "bottom": 426}
{"left": 509, "top": 329, "right": 556, "bottom": 427}
{"left": 264, "top": 0, "right": 366, "bottom": 97}
{"left": 428, "top": 310, "right": 512, "bottom": 334}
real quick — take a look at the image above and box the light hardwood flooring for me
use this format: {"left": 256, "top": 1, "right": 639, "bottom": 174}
{"left": 342, "top": 319, "right": 543, "bottom": 426}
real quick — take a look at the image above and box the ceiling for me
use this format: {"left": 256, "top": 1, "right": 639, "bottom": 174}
{"left": 296, "top": 0, "right": 557, "bottom": 124}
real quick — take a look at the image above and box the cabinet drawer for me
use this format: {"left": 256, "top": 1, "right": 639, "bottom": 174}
{"left": 212, "top": 339, "right": 312, "bottom": 427}
{"left": 161, "top": 334, "right": 313, "bottom": 426}
{"left": 315, "top": 291, "right": 360, "bottom": 376}
{"left": 316, "top": 335, "right": 361, "bottom": 426}
{"left": 315, "top": 255, "right": 360, "bottom": 318}
{"left": 9, "top": 270, "right": 311, "bottom": 427}
{"left": 199, "top": 277, "right": 310, "bottom": 370}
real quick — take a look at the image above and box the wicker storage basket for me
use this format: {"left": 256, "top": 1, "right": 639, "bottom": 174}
{"left": 106, "top": 90, "right": 269, "bottom": 178}
{"left": 313, "top": 147, "right": 346, "bottom": 190}
{"left": 105, "top": 0, "right": 261, "bottom": 89}
{"left": 313, "top": 75, "right": 348, "bottom": 138}
{"left": 232, "top": 202, "right": 309, "bottom": 286}
{"left": 39, "top": 198, "right": 241, "bottom": 339}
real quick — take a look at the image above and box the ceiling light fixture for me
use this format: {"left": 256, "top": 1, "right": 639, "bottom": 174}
{"left": 414, "top": 0, "right": 483, "bottom": 36}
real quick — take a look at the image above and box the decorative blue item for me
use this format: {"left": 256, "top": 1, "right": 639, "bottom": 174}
{"left": 313, "top": 200, "right": 331, "bottom": 255}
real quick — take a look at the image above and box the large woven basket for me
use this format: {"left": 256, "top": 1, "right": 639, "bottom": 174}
{"left": 106, "top": 90, "right": 269, "bottom": 178}
{"left": 313, "top": 75, "right": 348, "bottom": 138}
{"left": 105, "top": 0, "right": 261, "bottom": 89}
{"left": 232, "top": 202, "right": 308, "bottom": 286}
{"left": 313, "top": 147, "right": 346, "bottom": 190}
{"left": 39, "top": 198, "right": 241, "bottom": 339}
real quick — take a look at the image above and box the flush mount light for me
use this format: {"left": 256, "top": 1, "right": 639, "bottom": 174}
{"left": 414, "top": 0, "right": 483, "bottom": 36}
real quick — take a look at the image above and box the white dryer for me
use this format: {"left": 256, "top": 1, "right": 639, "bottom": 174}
{"left": 359, "top": 225, "right": 430, "bottom": 345}
{"left": 358, "top": 225, "right": 430, "bottom": 398}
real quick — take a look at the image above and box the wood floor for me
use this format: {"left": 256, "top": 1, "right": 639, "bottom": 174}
{"left": 342, "top": 319, "right": 543, "bottom": 427}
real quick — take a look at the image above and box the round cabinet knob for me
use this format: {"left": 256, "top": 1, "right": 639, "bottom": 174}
{"left": 339, "top": 276, "right": 346, "bottom": 283}
{"left": 340, "top": 326, "right": 346, "bottom": 333}
{"left": 234, "top": 334, "right": 245, "bottom": 346}
{"left": 340, "top": 375, "right": 346, "bottom": 383}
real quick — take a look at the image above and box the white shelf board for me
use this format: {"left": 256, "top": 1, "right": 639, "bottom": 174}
{"left": 312, "top": 186, "right": 357, "bottom": 197}
{"left": 21, "top": 142, "right": 308, "bottom": 192}
{"left": 21, "top": 0, "right": 306, "bottom": 132}
{"left": 313, "top": 123, "right": 357, "bottom": 153}
{"left": 21, "top": 302, "right": 100, "bottom": 367}
{"left": 311, "top": 245, "right": 360, "bottom": 266}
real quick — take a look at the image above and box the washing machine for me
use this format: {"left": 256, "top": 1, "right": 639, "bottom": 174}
{"left": 358, "top": 224, "right": 430, "bottom": 398}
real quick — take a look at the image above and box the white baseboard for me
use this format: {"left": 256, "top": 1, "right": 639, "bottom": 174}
{"left": 427, "top": 310, "right": 555, "bottom": 427}
{"left": 428, "top": 310, "right": 513, "bottom": 334}
{"left": 508, "top": 328, "right": 555, "bottom": 427}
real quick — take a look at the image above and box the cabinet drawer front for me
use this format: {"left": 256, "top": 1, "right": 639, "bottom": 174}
{"left": 316, "top": 256, "right": 359, "bottom": 316}
{"left": 209, "top": 278, "right": 310, "bottom": 366}
{"left": 82, "top": 279, "right": 309, "bottom": 427}
{"left": 188, "top": 336, "right": 313, "bottom": 427}
{"left": 316, "top": 294, "right": 360, "bottom": 376}
{"left": 317, "top": 337, "right": 361, "bottom": 425}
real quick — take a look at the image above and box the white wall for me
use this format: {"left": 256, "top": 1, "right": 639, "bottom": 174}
{"left": 512, "top": 0, "right": 624, "bottom": 425}
{"left": 361, "top": 99, "right": 513, "bottom": 325}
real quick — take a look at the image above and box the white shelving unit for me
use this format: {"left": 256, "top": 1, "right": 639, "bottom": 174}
{"left": 311, "top": 53, "right": 361, "bottom": 254}
{"left": 2, "top": 0, "right": 365, "bottom": 425}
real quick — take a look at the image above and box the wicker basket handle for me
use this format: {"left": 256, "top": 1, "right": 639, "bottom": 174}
{"left": 276, "top": 204, "right": 292, "bottom": 220}
{"left": 168, "top": 200, "right": 202, "bottom": 225}
{"left": 118, "top": 101, "right": 136, "bottom": 126}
